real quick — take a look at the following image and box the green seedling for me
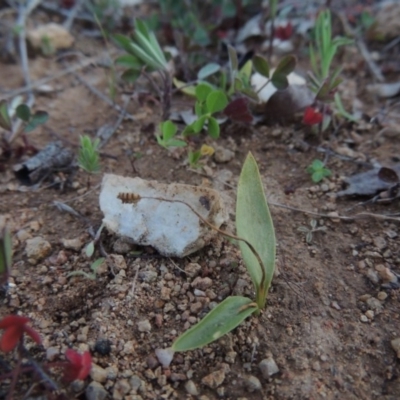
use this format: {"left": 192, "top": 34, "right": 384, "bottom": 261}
{"left": 156, "top": 121, "right": 186, "bottom": 149}
{"left": 298, "top": 219, "right": 327, "bottom": 244}
{"left": 171, "top": 153, "right": 276, "bottom": 352}
{"left": 0, "top": 228, "right": 12, "bottom": 286}
{"left": 78, "top": 135, "right": 101, "bottom": 174}
{"left": 306, "top": 159, "right": 332, "bottom": 183}
{"left": 67, "top": 258, "right": 105, "bottom": 281}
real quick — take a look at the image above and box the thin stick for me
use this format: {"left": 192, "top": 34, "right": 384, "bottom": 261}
{"left": 63, "top": 0, "right": 84, "bottom": 31}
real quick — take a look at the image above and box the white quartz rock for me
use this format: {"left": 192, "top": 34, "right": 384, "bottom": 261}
{"left": 99, "top": 174, "right": 228, "bottom": 257}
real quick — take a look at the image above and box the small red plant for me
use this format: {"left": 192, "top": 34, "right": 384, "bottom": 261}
{"left": 62, "top": 349, "right": 92, "bottom": 382}
{"left": 303, "top": 106, "right": 323, "bottom": 125}
{"left": 274, "top": 22, "right": 293, "bottom": 41}
{"left": 0, "top": 315, "right": 41, "bottom": 352}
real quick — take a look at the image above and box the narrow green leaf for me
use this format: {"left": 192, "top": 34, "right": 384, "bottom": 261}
{"left": 274, "top": 55, "right": 296, "bottom": 76}
{"left": 161, "top": 120, "right": 177, "bottom": 141}
{"left": 334, "top": 93, "right": 358, "bottom": 122}
{"left": 197, "top": 63, "right": 221, "bottom": 80}
{"left": 91, "top": 258, "right": 105, "bottom": 272}
{"left": 236, "top": 153, "right": 276, "bottom": 291}
{"left": 192, "top": 115, "right": 207, "bottom": 133}
{"left": 167, "top": 139, "right": 187, "bottom": 148}
{"left": 0, "top": 100, "right": 11, "bottom": 131}
{"left": 24, "top": 111, "right": 48, "bottom": 133}
{"left": 115, "top": 54, "right": 143, "bottom": 69}
{"left": 207, "top": 117, "right": 220, "bottom": 139}
{"left": 270, "top": 73, "right": 288, "bottom": 90}
{"left": 253, "top": 55, "right": 270, "bottom": 78}
{"left": 0, "top": 228, "right": 12, "bottom": 283}
{"left": 121, "top": 69, "right": 141, "bottom": 82}
{"left": 85, "top": 241, "right": 95, "bottom": 257}
{"left": 206, "top": 90, "right": 228, "bottom": 114}
{"left": 16, "top": 104, "right": 30, "bottom": 122}
{"left": 195, "top": 83, "right": 214, "bottom": 102}
{"left": 113, "top": 34, "right": 136, "bottom": 54}
{"left": 172, "top": 296, "right": 257, "bottom": 352}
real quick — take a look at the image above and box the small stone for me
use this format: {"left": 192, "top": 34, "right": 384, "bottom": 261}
{"left": 259, "top": 357, "right": 279, "bottom": 378}
{"left": 113, "top": 238, "right": 134, "bottom": 254}
{"left": 191, "top": 277, "right": 213, "bottom": 290}
{"left": 373, "top": 236, "right": 387, "bottom": 251}
{"left": 244, "top": 375, "right": 262, "bottom": 392}
{"left": 375, "top": 264, "right": 398, "bottom": 284}
{"left": 202, "top": 369, "right": 226, "bottom": 389}
{"left": 123, "top": 341, "right": 135, "bottom": 355}
{"left": 320, "top": 184, "right": 329, "bottom": 192}
{"left": 107, "top": 254, "right": 127, "bottom": 271}
{"left": 16, "top": 229, "right": 31, "bottom": 242}
{"left": 138, "top": 270, "right": 158, "bottom": 282}
{"left": 331, "top": 301, "right": 341, "bottom": 310}
{"left": 113, "top": 379, "right": 131, "bottom": 400}
{"left": 214, "top": 147, "right": 235, "bottom": 163}
{"left": 360, "top": 315, "right": 369, "bottom": 323}
{"left": 385, "top": 229, "right": 397, "bottom": 239}
{"left": 62, "top": 237, "right": 84, "bottom": 251}
{"left": 365, "top": 310, "right": 374, "bottom": 320}
{"left": 90, "top": 364, "right": 108, "bottom": 383}
{"left": 106, "top": 366, "right": 118, "bottom": 380}
{"left": 391, "top": 338, "right": 400, "bottom": 358}
{"left": 25, "top": 237, "right": 52, "bottom": 265}
{"left": 129, "top": 375, "right": 142, "bottom": 393}
{"left": 27, "top": 23, "right": 74, "bottom": 51}
{"left": 86, "top": 382, "right": 108, "bottom": 400}
{"left": 185, "top": 380, "right": 199, "bottom": 396}
{"left": 365, "top": 269, "right": 379, "bottom": 284}
{"left": 138, "top": 319, "right": 151, "bottom": 332}
{"left": 185, "top": 263, "right": 202, "bottom": 278}
{"left": 327, "top": 212, "right": 340, "bottom": 222}
{"left": 94, "top": 339, "right": 112, "bottom": 356}
{"left": 366, "top": 297, "right": 383, "bottom": 312}
{"left": 377, "top": 291, "right": 388, "bottom": 301}
{"left": 46, "top": 346, "right": 59, "bottom": 361}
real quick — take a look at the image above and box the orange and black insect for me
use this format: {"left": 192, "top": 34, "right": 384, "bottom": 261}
{"left": 117, "top": 192, "right": 141, "bottom": 204}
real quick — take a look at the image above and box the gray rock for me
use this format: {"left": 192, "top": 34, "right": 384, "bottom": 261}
{"left": 138, "top": 270, "right": 158, "bottom": 282}
{"left": 185, "top": 379, "right": 199, "bottom": 395}
{"left": 391, "top": 338, "right": 400, "bottom": 358}
{"left": 25, "top": 237, "right": 52, "bottom": 265}
{"left": 259, "top": 357, "right": 279, "bottom": 378}
{"left": 373, "top": 236, "right": 387, "bottom": 251}
{"left": 129, "top": 375, "right": 143, "bottom": 393}
{"left": 214, "top": 147, "right": 235, "bottom": 163}
{"left": 244, "top": 375, "right": 262, "bottom": 392}
{"left": 90, "top": 364, "right": 108, "bottom": 383}
{"left": 62, "top": 237, "right": 84, "bottom": 251}
{"left": 202, "top": 369, "right": 226, "bottom": 389}
{"left": 46, "top": 346, "right": 59, "bottom": 361}
{"left": 138, "top": 319, "right": 151, "bottom": 332}
{"left": 86, "top": 382, "right": 108, "bottom": 400}
{"left": 113, "top": 379, "right": 131, "bottom": 400}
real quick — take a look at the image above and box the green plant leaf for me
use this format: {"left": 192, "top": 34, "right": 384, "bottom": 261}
{"left": 161, "top": 120, "right": 177, "bottom": 141}
{"left": 172, "top": 296, "right": 257, "bottom": 352}
{"left": 0, "top": 100, "right": 11, "bottom": 131}
{"left": 197, "top": 63, "right": 220, "bottom": 80}
{"left": 270, "top": 73, "right": 288, "bottom": 90}
{"left": 195, "top": 83, "right": 214, "bottom": 102}
{"left": 167, "top": 139, "right": 187, "bottom": 147}
{"left": 16, "top": 104, "right": 31, "bottom": 122}
{"left": 24, "top": 111, "right": 48, "bottom": 133}
{"left": 253, "top": 55, "right": 270, "bottom": 78}
{"left": 206, "top": 90, "right": 228, "bottom": 114}
{"left": 85, "top": 241, "right": 95, "bottom": 257}
{"left": 312, "top": 170, "right": 324, "bottom": 183}
{"left": 207, "top": 116, "right": 220, "bottom": 139}
{"left": 121, "top": 69, "right": 141, "bottom": 82}
{"left": 236, "top": 153, "right": 276, "bottom": 296}
{"left": 192, "top": 115, "right": 207, "bottom": 133}
{"left": 0, "top": 228, "right": 12, "bottom": 283}
{"left": 115, "top": 54, "right": 143, "bottom": 69}
{"left": 274, "top": 55, "right": 296, "bottom": 76}
{"left": 91, "top": 257, "right": 105, "bottom": 272}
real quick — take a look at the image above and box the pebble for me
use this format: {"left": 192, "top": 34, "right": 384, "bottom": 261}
{"left": 94, "top": 339, "right": 112, "bottom": 356}
{"left": 16, "top": 229, "right": 31, "bottom": 242}
{"left": 259, "top": 357, "right": 279, "bottom": 378}
{"left": 191, "top": 277, "right": 213, "bottom": 290}
{"left": 25, "top": 237, "right": 52, "bottom": 265}
{"left": 184, "top": 262, "right": 202, "bottom": 278}
{"left": 86, "top": 381, "right": 108, "bottom": 400}
{"left": 90, "top": 364, "right": 108, "bottom": 383}
{"left": 138, "top": 270, "right": 158, "bottom": 282}
{"left": 244, "top": 375, "right": 262, "bottom": 392}
{"left": 113, "top": 379, "right": 131, "bottom": 400}
{"left": 113, "top": 238, "right": 134, "bottom": 254}
{"left": 201, "top": 369, "right": 226, "bottom": 388}
{"left": 62, "top": 237, "right": 84, "bottom": 251}
{"left": 390, "top": 338, "right": 400, "bottom": 358}
{"left": 365, "top": 310, "right": 374, "bottom": 320}
{"left": 385, "top": 229, "right": 397, "bottom": 239}
{"left": 327, "top": 212, "right": 340, "bottom": 222}
{"left": 377, "top": 291, "right": 388, "bottom": 301}
{"left": 214, "top": 147, "right": 235, "bottom": 163}
{"left": 373, "top": 236, "right": 387, "bottom": 251}
{"left": 129, "top": 375, "right": 143, "bottom": 393}
{"left": 106, "top": 366, "right": 118, "bottom": 380}
{"left": 365, "top": 269, "right": 379, "bottom": 284}
{"left": 185, "top": 380, "right": 199, "bottom": 396}
{"left": 375, "top": 264, "right": 397, "bottom": 283}
{"left": 360, "top": 315, "right": 369, "bottom": 323}
{"left": 320, "top": 183, "right": 329, "bottom": 192}
{"left": 138, "top": 319, "right": 151, "bottom": 332}
{"left": 46, "top": 346, "right": 59, "bottom": 361}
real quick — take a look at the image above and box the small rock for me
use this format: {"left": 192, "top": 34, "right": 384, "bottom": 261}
{"left": 25, "top": 237, "right": 52, "bottom": 265}
{"left": 214, "top": 147, "right": 235, "bottom": 163}
{"left": 331, "top": 301, "right": 341, "bottom": 310}
{"left": 327, "top": 212, "right": 340, "bottom": 222}
{"left": 113, "top": 379, "right": 131, "bottom": 400}
{"left": 365, "top": 269, "right": 379, "bottom": 285}
{"left": 191, "top": 277, "right": 213, "bottom": 290}
{"left": 366, "top": 297, "right": 383, "bottom": 313}
{"left": 391, "top": 338, "right": 400, "bottom": 358}
{"left": 107, "top": 254, "right": 127, "bottom": 271}
{"left": 123, "top": 341, "right": 135, "bottom": 355}
{"left": 373, "top": 236, "right": 387, "bottom": 251}
{"left": 360, "top": 315, "right": 369, "bottom": 323}
{"left": 62, "top": 237, "right": 84, "bottom": 251}
{"left": 365, "top": 310, "right": 374, "bottom": 320}
{"left": 202, "top": 369, "right": 226, "bottom": 389}
{"left": 27, "top": 23, "right": 74, "bottom": 51}
{"left": 106, "top": 366, "right": 118, "bottom": 380}
{"left": 129, "top": 375, "right": 143, "bottom": 393}
{"left": 375, "top": 264, "right": 398, "bottom": 284}
{"left": 113, "top": 237, "right": 135, "bottom": 254}
{"left": 94, "top": 339, "right": 112, "bottom": 356}
{"left": 320, "top": 183, "right": 329, "bottom": 192}
{"left": 46, "top": 346, "right": 59, "bottom": 361}
{"left": 377, "top": 291, "right": 388, "bottom": 301}
{"left": 185, "top": 262, "right": 202, "bottom": 278}
{"left": 139, "top": 270, "right": 158, "bottom": 282}
{"left": 185, "top": 380, "right": 199, "bottom": 396}
{"left": 259, "top": 357, "right": 279, "bottom": 378}
{"left": 244, "top": 375, "right": 262, "bottom": 392}
{"left": 138, "top": 319, "right": 151, "bottom": 332}
{"left": 86, "top": 382, "right": 108, "bottom": 400}
{"left": 16, "top": 229, "right": 31, "bottom": 242}
{"left": 385, "top": 229, "right": 397, "bottom": 239}
{"left": 90, "top": 364, "right": 108, "bottom": 383}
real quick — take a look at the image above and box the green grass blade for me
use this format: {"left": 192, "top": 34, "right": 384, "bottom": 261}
{"left": 172, "top": 296, "right": 257, "bottom": 352}
{"left": 236, "top": 153, "right": 276, "bottom": 293}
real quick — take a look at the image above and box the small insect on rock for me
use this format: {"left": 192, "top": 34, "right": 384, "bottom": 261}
{"left": 117, "top": 192, "right": 141, "bottom": 204}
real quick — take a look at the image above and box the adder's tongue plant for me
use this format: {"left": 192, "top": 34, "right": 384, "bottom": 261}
{"left": 166, "top": 152, "right": 276, "bottom": 354}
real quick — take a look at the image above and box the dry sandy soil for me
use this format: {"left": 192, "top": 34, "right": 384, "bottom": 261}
{"left": 1, "top": 3, "right": 400, "bottom": 400}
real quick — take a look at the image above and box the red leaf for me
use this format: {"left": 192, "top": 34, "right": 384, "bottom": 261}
{"left": 303, "top": 107, "right": 323, "bottom": 125}
{"left": 274, "top": 22, "right": 293, "bottom": 40}
{"left": 224, "top": 98, "right": 253, "bottom": 123}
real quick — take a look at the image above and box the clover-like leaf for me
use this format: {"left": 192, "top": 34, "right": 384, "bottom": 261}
{"left": 16, "top": 104, "right": 31, "bottom": 122}
{"left": 197, "top": 63, "right": 220, "bottom": 80}
{"left": 207, "top": 116, "right": 220, "bottom": 139}
{"left": 24, "top": 111, "right": 48, "bottom": 133}
{"left": 253, "top": 55, "right": 270, "bottom": 78}
{"left": 206, "top": 90, "right": 228, "bottom": 114}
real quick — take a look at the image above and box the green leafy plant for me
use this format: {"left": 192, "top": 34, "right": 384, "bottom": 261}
{"left": 0, "top": 228, "right": 12, "bottom": 286}
{"left": 306, "top": 159, "right": 332, "bottom": 183}
{"left": 298, "top": 219, "right": 327, "bottom": 244}
{"left": 67, "top": 258, "right": 105, "bottom": 280}
{"left": 77, "top": 135, "right": 101, "bottom": 174}
{"left": 170, "top": 152, "right": 276, "bottom": 352}
{"left": 157, "top": 121, "right": 186, "bottom": 148}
